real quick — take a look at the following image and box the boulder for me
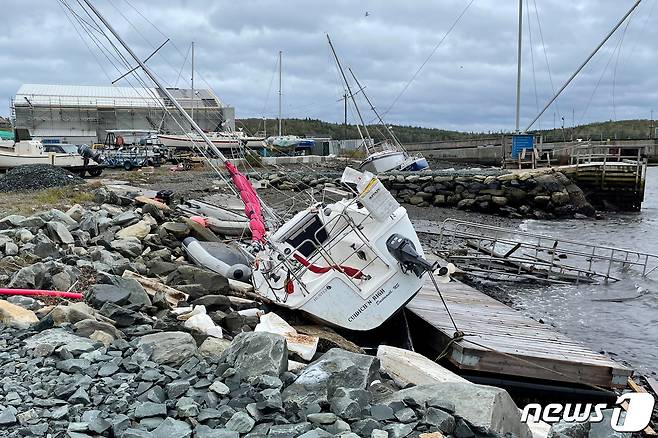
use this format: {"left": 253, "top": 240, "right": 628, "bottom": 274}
{"left": 282, "top": 348, "right": 379, "bottom": 408}
{"left": 152, "top": 417, "right": 192, "bottom": 438}
{"left": 376, "top": 345, "right": 468, "bottom": 387}
{"left": 66, "top": 204, "right": 85, "bottom": 222}
{"left": 8, "top": 263, "right": 46, "bottom": 289}
{"left": 116, "top": 220, "right": 151, "bottom": 240}
{"left": 110, "top": 237, "right": 143, "bottom": 258}
{"left": 24, "top": 328, "right": 98, "bottom": 356}
{"left": 46, "top": 221, "right": 75, "bottom": 244}
{"left": 0, "top": 299, "right": 39, "bottom": 329}
{"left": 378, "top": 383, "right": 531, "bottom": 438}
{"left": 137, "top": 331, "right": 197, "bottom": 367}
{"left": 221, "top": 332, "right": 288, "bottom": 379}
{"left": 198, "top": 337, "right": 232, "bottom": 358}
{"left": 88, "top": 284, "right": 131, "bottom": 308}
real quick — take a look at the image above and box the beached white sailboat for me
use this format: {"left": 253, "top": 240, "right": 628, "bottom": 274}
{"left": 0, "top": 128, "right": 103, "bottom": 175}
{"left": 327, "top": 36, "right": 429, "bottom": 174}
{"left": 81, "top": 1, "right": 446, "bottom": 331}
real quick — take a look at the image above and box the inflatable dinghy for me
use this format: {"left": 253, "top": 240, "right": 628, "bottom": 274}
{"left": 182, "top": 237, "right": 252, "bottom": 281}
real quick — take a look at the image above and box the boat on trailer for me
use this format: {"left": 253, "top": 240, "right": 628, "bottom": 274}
{"left": 79, "top": 0, "right": 446, "bottom": 331}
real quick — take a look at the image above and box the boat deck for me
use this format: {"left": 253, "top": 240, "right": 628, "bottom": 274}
{"left": 405, "top": 269, "right": 632, "bottom": 389}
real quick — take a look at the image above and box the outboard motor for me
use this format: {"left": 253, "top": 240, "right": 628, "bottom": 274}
{"left": 386, "top": 234, "right": 435, "bottom": 277}
{"left": 77, "top": 144, "right": 104, "bottom": 164}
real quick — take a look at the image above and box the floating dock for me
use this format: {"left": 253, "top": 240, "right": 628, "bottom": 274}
{"left": 405, "top": 269, "right": 632, "bottom": 389}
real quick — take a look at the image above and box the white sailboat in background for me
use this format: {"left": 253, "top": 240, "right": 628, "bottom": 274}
{"left": 327, "top": 35, "right": 429, "bottom": 174}
{"left": 156, "top": 42, "right": 253, "bottom": 156}
{"left": 76, "top": 0, "right": 445, "bottom": 331}
{"left": 262, "top": 51, "right": 315, "bottom": 155}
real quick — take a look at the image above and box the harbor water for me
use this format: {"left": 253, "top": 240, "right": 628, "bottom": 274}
{"left": 513, "top": 166, "right": 658, "bottom": 375}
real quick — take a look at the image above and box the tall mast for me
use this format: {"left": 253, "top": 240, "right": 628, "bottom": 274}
{"left": 191, "top": 41, "right": 194, "bottom": 129}
{"left": 515, "top": 0, "right": 523, "bottom": 133}
{"left": 348, "top": 68, "right": 403, "bottom": 149}
{"left": 326, "top": 34, "right": 371, "bottom": 146}
{"left": 278, "top": 50, "right": 282, "bottom": 136}
{"left": 81, "top": 0, "right": 227, "bottom": 162}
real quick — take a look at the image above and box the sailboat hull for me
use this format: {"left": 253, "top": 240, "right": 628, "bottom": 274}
{"left": 400, "top": 156, "right": 429, "bottom": 172}
{"left": 158, "top": 134, "right": 242, "bottom": 150}
{"left": 359, "top": 150, "right": 407, "bottom": 173}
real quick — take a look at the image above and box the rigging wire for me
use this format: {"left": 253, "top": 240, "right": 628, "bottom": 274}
{"left": 526, "top": 0, "right": 540, "bottom": 130}
{"left": 379, "top": 0, "right": 475, "bottom": 120}
{"left": 532, "top": 0, "right": 561, "bottom": 122}
{"left": 578, "top": 32, "right": 625, "bottom": 126}
{"left": 611, "top": 13, "right": 635, "bottom": 122}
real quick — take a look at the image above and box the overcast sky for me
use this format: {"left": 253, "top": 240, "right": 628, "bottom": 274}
{"left": 1, "top": 0, "right": 657, "bottom": 132}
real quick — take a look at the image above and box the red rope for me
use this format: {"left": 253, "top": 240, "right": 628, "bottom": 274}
{"left": 293, "top": 254, "right": 365, "bottom": 279}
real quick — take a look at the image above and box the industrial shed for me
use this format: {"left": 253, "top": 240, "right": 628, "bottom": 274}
{"left": 11, "top": 84, "right": 235, "bottom": 144}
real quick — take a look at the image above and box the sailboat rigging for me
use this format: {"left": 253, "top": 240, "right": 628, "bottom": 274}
{"left": 77, "top": 0, "right": 443, "bottom": 331}
{"left": 327, "top": 34, "right": 429, "bottom": 173}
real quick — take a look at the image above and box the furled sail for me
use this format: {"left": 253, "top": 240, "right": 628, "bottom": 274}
{"left": 224, "top": 161, "right": 266, "bottom": 242}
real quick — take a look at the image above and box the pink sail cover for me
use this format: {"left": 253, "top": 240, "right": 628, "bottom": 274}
{"left": 224, "top": 161, "right": 266, "bottom": 242}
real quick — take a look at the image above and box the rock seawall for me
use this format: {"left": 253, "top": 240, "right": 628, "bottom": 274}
{"left": 259, "top": 169, "right": 596, "bottom": 219}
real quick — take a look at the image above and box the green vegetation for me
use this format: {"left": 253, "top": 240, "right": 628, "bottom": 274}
{"left": 537, "top": 119, "right": 657, "bottom": 142}
{"left": 236, "top": 117, "right": 657, "bottom": 144}
{"left": 236, "top": 118, "right": 492, "bottom": 143}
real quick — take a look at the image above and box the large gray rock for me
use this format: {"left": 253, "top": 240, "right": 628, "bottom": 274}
{"left": 137, "top": 331, "right": 197, "bottom": 367}
{"left": 24, "top": 328, "right": 98, "bottom": 356}
{"left": 548, "top": 420, "right": 590, "bottom": 438}
{"left": 8, "top": 263, "right": 46, "bottom": 289}
{"left": 93, "top": 274, "right": 151, "bottom": 308}
{"left": 152, "top": 417, "right": 192, "bottom": 438}
{"left": 110, "top": 237, "right": 143, "bottom": 258}
{"left": 221, "top": 332, "right": 288, "bottom": 379}
{"left": 46, "top": 221, "right": 75, "bottom": 244}
{"left": 588, "top": 409, "right": 631, "bottom": 438}
{"left": 282, "top": 348, "right": 379, "bottom": 408}
{"left": 378, "top": 382, "right": 531, "bottom": 438}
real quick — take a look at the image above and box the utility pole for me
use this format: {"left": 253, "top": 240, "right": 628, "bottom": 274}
{"left": 651, "top": 109, "right": 654, "bottom": 139}
{"left": 278, "top": 50, "right": 282, "bottom": 137}
{"left": 515, "top": 0, "right": 523, "bottom": 133}
{"left": 343, "top": 93, "right": 348, "bottom": 139}
{"left": 191, "top": 41, "right": 194, "bottom": 130}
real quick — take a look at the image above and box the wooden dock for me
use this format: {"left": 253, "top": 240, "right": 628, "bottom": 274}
{"left": 405, "top": 273, "right": 633, "bottom": 389}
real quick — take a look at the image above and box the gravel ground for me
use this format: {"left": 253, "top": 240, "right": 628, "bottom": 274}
{"left": 0, "top": 164, "right": 85, "bottom": 192}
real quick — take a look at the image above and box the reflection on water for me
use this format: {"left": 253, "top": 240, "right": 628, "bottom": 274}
{"left": 515, "top": 167, "right": 658, "bottom": 375}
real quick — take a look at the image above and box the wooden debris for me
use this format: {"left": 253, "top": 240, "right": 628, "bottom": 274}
{"left": 134, "top": 195, "right": 171, "bottom": 211}
{"left": 624, "top": 378, "right": 656, "bottom": 436}
{"left": 122, "top": 270, "right": 187, "bottom": 306}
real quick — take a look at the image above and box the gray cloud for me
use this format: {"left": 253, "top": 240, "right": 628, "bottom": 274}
{"left": 0, "top": 0, "right": 656, "bottom": 132}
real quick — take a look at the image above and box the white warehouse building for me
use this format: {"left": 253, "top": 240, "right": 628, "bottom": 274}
{"left": 11, "top": 84, "right": 235, "bottom": 144}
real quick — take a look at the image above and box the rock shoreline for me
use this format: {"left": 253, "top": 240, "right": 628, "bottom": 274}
{"left": 257, "top": 169, "right": 596, "bottom": 219}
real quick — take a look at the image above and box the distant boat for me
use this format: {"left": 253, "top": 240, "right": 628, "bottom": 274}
{"left": 157, "top": 131, "right": 243, "bottom": 153}
{"left": 263, "top": 135, "right": 315, "bottom": 154}
{"left": 327, "top": 35, "right": 429, "bottom": 174}
{"left": 0, "top": 128, "right": 103, "bottom": 176}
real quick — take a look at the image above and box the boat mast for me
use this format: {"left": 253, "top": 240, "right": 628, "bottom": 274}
{"left": 81, "top": 0, "right": 227, "bottom": 162}
{"left": 278, "top": 50, "right": 282, "bottom": 136}
{"left": 326, "top": 34, "right": 371, "bottom": 150}
{"left": 515, "top": 0, "right": 522, "bottom": 133}
{"left": 348, "top": 68, "right": 403, "bottom": 150}
{"left": 191, "top": 41, "right": 194, "bottom": 129}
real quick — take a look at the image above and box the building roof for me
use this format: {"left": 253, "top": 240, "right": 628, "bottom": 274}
{"left": 14, "top": 84, "right": 222, "bottom": 109}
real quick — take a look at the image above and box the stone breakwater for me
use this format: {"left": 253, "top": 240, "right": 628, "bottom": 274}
{"left": 259, "top": 169, "right": 596, "bottom": 219}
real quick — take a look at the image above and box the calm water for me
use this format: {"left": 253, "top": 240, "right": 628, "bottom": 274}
{"left": 514, "top": 167, "right": 658, "bottom": 375}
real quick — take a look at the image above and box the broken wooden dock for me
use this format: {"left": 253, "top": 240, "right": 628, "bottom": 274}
{"left": 405, "top": 270, "right": 632, "bottom": 389}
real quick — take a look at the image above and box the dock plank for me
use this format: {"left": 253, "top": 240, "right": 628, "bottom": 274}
{"left": 406, "top": 269, "right": 632, "bottom": 388}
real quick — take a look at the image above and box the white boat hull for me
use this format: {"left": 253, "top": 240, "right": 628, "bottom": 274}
{"left": 359, "top": 150, "right": 407, "bottom": 173}
{"left": 158, "top": 134, "right": 242, "bottom": 150}
{"left": 252, "top": 196, "right": 426, "bottom": 331}
{"left": 0, "top": 149, "right": 88, "bottom": 170}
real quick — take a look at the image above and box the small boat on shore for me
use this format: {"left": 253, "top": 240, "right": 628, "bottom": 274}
{"left": 0, "top": 128, "right": 103, "bottom": 176}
